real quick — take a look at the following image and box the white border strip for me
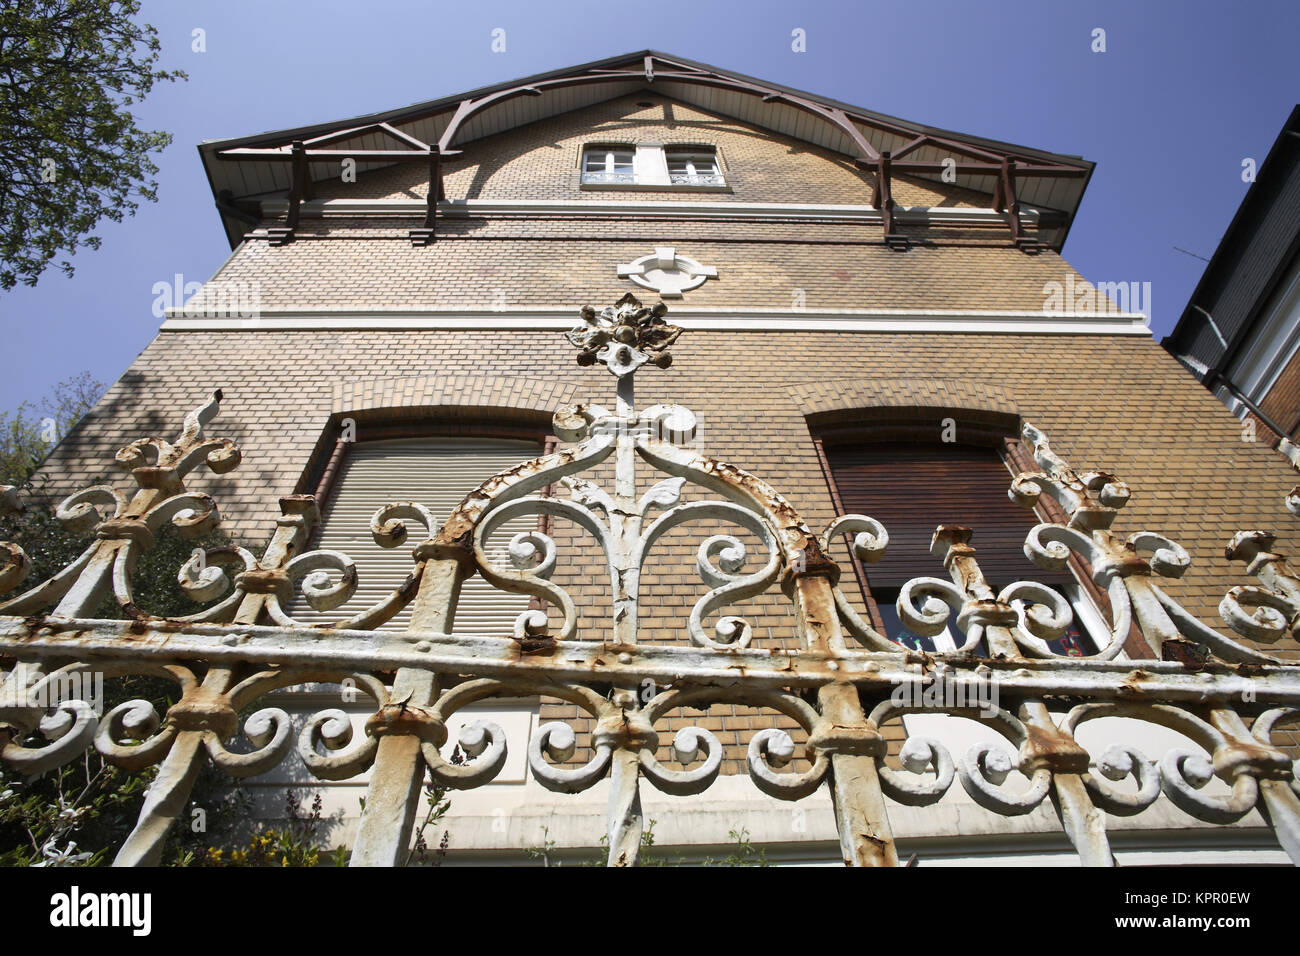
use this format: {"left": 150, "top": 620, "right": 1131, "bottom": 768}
{"left": 161, "top": 307, "right": 1150, "bottom": 336}
{"left": 256, "top": 197, "right": 1040, "bottom": 226}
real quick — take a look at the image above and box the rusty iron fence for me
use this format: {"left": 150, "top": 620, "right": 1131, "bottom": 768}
{"left": 2, "top": 294, "right": 1300, "bottom": 867}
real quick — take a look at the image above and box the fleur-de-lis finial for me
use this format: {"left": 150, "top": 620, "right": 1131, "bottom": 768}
{"left": 565, "top": 293, "right": 683, "bottom": 377}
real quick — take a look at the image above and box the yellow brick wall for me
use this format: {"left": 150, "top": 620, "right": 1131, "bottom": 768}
{"left": 22, "top": 95, "right": 1300, "bottom": 768}
{"left": 309, "top": 93, "right": 990, "bottom": 208}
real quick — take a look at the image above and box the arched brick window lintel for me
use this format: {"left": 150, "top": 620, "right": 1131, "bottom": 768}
{"left": 789, "top": 378, "right": 1021, "bottom": 446}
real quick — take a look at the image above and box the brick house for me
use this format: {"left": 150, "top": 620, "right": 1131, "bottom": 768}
{"left": 25, "top": 51, "right": 1300, "bottom": 865}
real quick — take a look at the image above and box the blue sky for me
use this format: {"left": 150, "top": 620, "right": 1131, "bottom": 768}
{"left": 2, "top": 0, "right": 1297, "bottom": 413}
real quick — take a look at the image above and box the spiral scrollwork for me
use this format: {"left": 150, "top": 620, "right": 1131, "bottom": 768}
{"left": 1127, "top": 532, "right": 1191, "bottom": 579}
{"left": 93, "top": 699, "right": 174, "bottom": 770}
{"left": 747, "top": 728, "right": 829, "bottom": 800}
{"left": 370, "top": 501, "right": 439, "bottom": 549}
{"left": 998, "top": 580, "right": 1077, "bottom": 657}
{"left": 1160, "top": 749, "right": 1258, "bottom": 824}
{"left": 298, "top": 708, "right": 368, "bottom": 780}
{"left": 888, "top": 736, "right": 956, "bottom": 806}
{"left": 56, "top": 485, "right": 128, "bottom": 532}
{"left": 206, "top": 708, "right": 294, "bottom": 778}
{"left": 866, "top": 700, "right": 956, "bottom": 806}
{"left": 1219, "top": 585, "right": 1297, "bottom": 644}
{"left": 1061, "top": 705, "right": 1161, "bottom": 815}
{"left": 638, "top": 501, "right": 779, "bottom": 651}
{"left": 896, "top": 577, "right": 964, "bottom": 639}
{"left": 960, "top": 741, "right": 1052, "bottom": 815}
{"left": 2, "top": 699, "right": 100, "bottom": 776}
{"left": 475, "top": 500, "right": 586, "bottom": 642}
{"left": 529, "top": 721, "right": 613, "bottom": 793}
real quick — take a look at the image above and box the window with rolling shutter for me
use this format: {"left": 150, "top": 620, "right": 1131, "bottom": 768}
{"left": 821, "top": 440, "right": 1098, "bottom": 654}
{"left": 293, "top": 438, "right": 541, "bottom": 634}
{"left": 823, "top": 441, "right": 1069, "bottom": 591}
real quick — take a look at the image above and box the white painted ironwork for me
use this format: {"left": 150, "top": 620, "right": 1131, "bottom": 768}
{"left": 293, "top": 438, "right": 538, "bottom": 633}
{"left": 2, "top": 293, "right": 1299, "bottom": 867}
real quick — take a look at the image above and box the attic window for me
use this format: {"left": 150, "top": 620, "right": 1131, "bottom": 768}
{"left": 582, "top": 146, "right": 635, "bottom": 184}
{"left": 666, "top": 150, "right": 724, "bottom": 186}
{"left": 580, "top": 144, "right": 729, "bottom": 190}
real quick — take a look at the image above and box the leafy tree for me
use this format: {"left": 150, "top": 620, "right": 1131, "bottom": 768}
{"left": 0, "top": 371, "right": 237, "bottom": 866}
{"left": 0, "top": 369, "right": 104, "bottom": 485}
{"left": 0, "top": 0, "right": 186, "bottom": 289}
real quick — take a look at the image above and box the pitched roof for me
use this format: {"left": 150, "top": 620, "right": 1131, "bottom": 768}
{"left": 1162, "top": 105, "right": 1300, "bottom": 383}
{"left": 199, "top": 49, "right": 1093, "bottom": 248}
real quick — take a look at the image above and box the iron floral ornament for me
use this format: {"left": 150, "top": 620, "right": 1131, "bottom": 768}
{"left": 566, "top": 293, "right": 683, "bottom": 377}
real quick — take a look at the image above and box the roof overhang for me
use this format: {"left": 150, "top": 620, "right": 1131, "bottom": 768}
{"left": 199, "top": 50, "right": 1095, "bottom": 250}
{"left": 1162, "top": 105, "right": 1300, "bottom": 389}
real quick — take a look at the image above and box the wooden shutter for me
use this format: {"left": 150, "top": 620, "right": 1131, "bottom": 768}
{"left": 823, "top": 441, "right": 1069, "bottom": 590}
{"left": 293, "top": 438, "right": 539, "bottom": 633}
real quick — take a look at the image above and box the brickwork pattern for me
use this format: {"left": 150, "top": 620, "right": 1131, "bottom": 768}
{"left": 308, "top": 94, "right": 991, "bottom": 209}
{"left": 29, "top": 96, "right": 1300, "bottom": 768}
{"left": 38, "top": 325, "right": 1300, "bottom": 760}
{"left": 789, "top": 378, "right": 1021, "bottom": 430}
{"left": 331, "top": 374, "right": 578, "bottom": 420}
{"left": 192, "top": 235, "right": 1090, "bottom": 314}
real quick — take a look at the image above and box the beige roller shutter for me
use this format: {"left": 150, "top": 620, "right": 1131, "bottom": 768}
{"left": 293, "top": 438, "right": 541, "bottom": 634}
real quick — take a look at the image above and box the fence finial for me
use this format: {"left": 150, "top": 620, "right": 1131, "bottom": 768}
{"left": 566, "top": 293, "right": 683, "bottom": 377}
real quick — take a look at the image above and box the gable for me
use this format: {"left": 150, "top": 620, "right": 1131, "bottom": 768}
{"left": 201, "top": 50, "right": 1091, "bottom": 249}
{"left": 300, "top": 93, "right": 994, "bottom": 210}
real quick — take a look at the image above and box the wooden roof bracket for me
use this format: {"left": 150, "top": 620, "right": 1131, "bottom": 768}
{"left": 996, "top": 157, "right": 1044, "bottom": 254}
{"left": 869, "top": 151, "right": 909, "bottom": 252}
{"left": 268, "top": 140, "right": 310, "bottom": 246}
{"left": 409, "top": 146, "right": 443, "bottom": 247}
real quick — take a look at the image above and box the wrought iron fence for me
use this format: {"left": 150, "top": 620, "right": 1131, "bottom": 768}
{"left": 1, "top": 294, "right": 1299, "bottom": 867}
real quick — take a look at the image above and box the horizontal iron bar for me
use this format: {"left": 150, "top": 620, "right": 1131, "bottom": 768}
{"left": 2, "top": 616, "right": 1297, "bottom": 705}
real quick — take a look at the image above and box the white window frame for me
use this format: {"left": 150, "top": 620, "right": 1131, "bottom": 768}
{"left": 581, "top": 146, "right": 635, "bottom": 184}
{"left": 580, "top": 144, "right": 726, "bottom": 189}
{"left": 666, "top": 150, "right": 724, "bottom": 186}
{"left": 1009, "top": 580, "right": 1112, "bottom": 656}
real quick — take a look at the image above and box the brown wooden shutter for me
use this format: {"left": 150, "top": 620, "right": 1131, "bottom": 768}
{"left": 823, "top": 441, "right": 1070, "bottom": 590}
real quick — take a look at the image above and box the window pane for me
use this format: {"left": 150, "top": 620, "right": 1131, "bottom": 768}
{"left": 876, "top": 594, "right": 943, "bottom": 652}
{"left": 666, "top": 151, "right": 721, "bottom": 184}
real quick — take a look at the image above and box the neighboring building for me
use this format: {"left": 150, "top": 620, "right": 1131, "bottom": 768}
{"left": 1163, "top": 105, "right": 1300, "bottom": 453}
{"left": 23, "top": 52, "right": 1300, "bottom": 865}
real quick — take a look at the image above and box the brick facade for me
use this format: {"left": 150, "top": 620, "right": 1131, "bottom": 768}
{"left": 27, "top": 87, "right": 1300, "bottom": 774}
